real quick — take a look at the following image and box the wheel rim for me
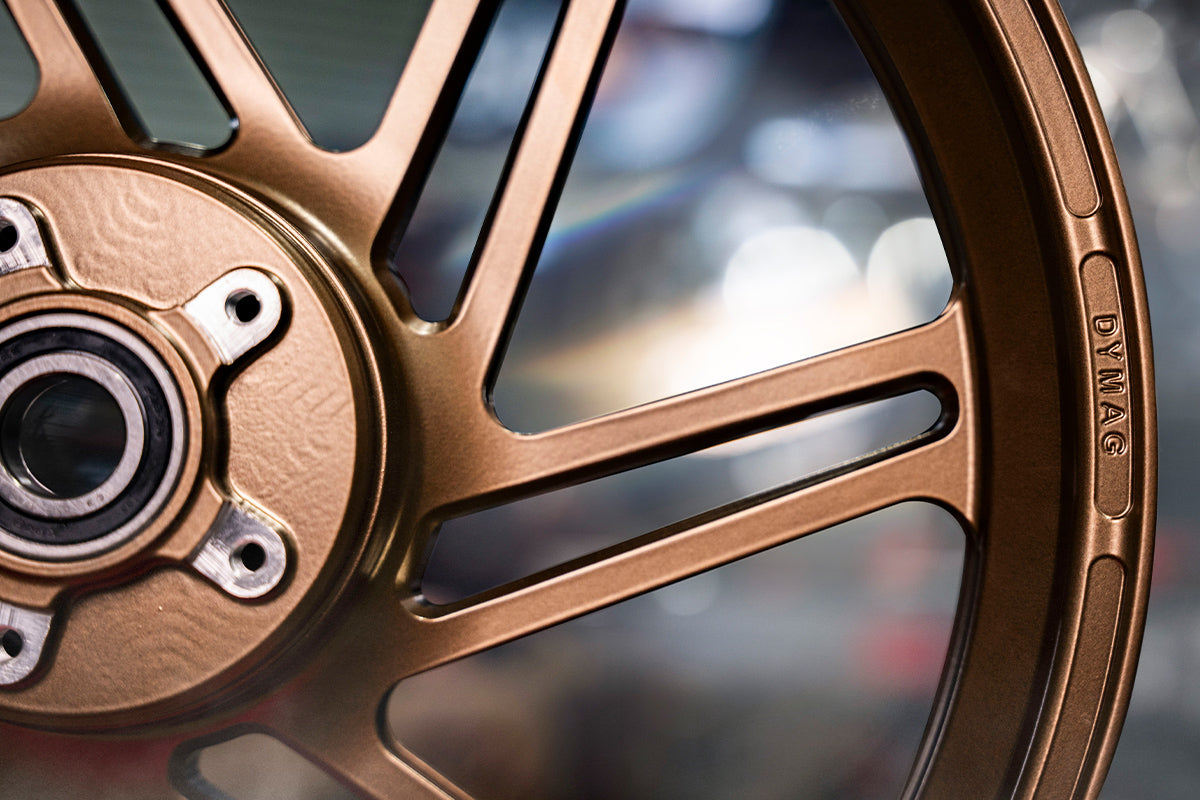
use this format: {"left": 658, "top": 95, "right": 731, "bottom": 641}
{"left": 0, "top": 1, "right": 1154, "bottom": 799}
{"left": 839, "top": 1, "right": 1155, "bottom": 795}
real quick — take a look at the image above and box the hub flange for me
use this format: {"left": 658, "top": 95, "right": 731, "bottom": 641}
{"left": 0, "top": 158, "right": 383, "bottom": 731}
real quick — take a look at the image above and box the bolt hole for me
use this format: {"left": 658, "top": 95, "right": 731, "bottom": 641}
{"left": 234, "top": 541, "right": 267, "bottom": 573}
{"left": 0, "top": 220, "right": 19, "bottom": 254}
{"left": 225, "top": 290, "right": 262, "bottom": 325}
{"left": 1, "top": 629, "right": 23, "bottom": 658}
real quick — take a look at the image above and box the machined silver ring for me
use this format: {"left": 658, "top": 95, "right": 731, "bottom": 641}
{"left": 0, "top": 351, "right": 146, "bottom": 519}
{"left": 0, "top": 313, "right": 186, "bottom": 561}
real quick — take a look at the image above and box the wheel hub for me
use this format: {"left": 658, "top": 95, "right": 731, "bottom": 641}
{"left": 0, "top": 158, "right": 381, "bottom": 730}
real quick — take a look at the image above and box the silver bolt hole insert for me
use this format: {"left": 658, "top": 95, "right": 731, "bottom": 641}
{"left": 184, "top": 269, "right": 283, "bottom": 364}
{"left": 0, "top": 603, "right": 52, "bottom": 686}
{"left": 190, "top": 502, "right": 288, "bottom": 600}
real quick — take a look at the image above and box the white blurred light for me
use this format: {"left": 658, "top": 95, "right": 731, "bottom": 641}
{"left": 693, "top": 177, "right": 810, "bottom": 259}
{"left": 1125, "top": 624, "right": 1178, "bottom": 711}
{"left": 654, "top": 571, "right": 722, "bottom": 616}
{"left": 629, "top": 225, "right": 862, "bottom": 400}
{"left": 1077, "top": 10, "right": 1196, "bottom": 159}
{"left": 1187, "top": 142, "right": 1200, "bottom": 192}
{"left": 1156, "top": 189, "right": 1200, "bottom": 256}
{"left": 722, "top": 225, "right": 858, "bottom": 318}
{"left": 822, "top": 195, "right": 889, "bottom": 259}
{"left": 1100, "top": 9, "right": 1164, "bottom": 74}
{"left": 745, "top": 118, "right": 831, "bottom": 186}
{"left": 631, "top": 0, "right": 772, "bottom": 35}
{"left": 643, "top": 308, "right": 804, "bottom": 398}
{"left": 450, "top": 3, "right": 560, "bottom": 142}
{"left": 726, "top": 403, "right": 877, "bottom": 491}
{"left": 585, "top": 37, "right": 740, "bottom": 170}
{"left": 866, "top": 218, "right": 953, "bottom": 324}
{"left": 745, "top": 117, "right": 921, "bottom": 191}
{"left": 1080, "top": 46, "right": 1123, "bottom": 122}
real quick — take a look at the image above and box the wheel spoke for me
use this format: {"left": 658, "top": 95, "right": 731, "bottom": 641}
{"left": 257, "top": 404, "right": 967, "bottom": 792}
{"left": 443, "top": 0, "right": 623, "bottom": 376}
{"left": 170, "top": 0, "right": 495, "bottom": 276}
{"left": 267, "top": 716, "right": 467, "bottom": 800}
{"left": 418, "top": 303, "right": 972, "bottom": 517}
{"left": 159, "top": 0, "right": 300, "bottom": 144}
{"left": 341, "top": 0, "right": 495, "bottom": 263}
{"left": 256, "top": 389, "right": 971, "bottom": 799}
{"left": 0, "top": 0, "right": 132, "bottom": 160}
{"left": 402, "top": 423, "right": 972, "bottom": 677}
{"left": 244, "top": 590, "right": 473, "bottom": 800}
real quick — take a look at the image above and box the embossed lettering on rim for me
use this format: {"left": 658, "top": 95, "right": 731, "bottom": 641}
{"left": 1081, "top": 255, "right": 1133, "bottom": 519}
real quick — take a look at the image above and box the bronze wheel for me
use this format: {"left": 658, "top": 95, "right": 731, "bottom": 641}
{"left": 0, "top": 1, "right": 1154, "bottom": 798}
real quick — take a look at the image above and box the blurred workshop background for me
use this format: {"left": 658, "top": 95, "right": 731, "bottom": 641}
{"left": 0, "top": 0, "right": 1196, "bottom": 798}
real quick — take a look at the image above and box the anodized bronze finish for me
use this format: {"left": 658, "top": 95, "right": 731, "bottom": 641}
{"left": 0, "top": 161, "right": 379, "bottom": 727}
{"left": 0, "top": 1, "right": 1156, "bottom": 800}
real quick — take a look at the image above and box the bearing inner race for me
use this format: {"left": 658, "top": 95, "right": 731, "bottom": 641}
{"left": 0, "top": 313, "right": 186, "bottom": 561}
{"left": 0, "top": 352, "right": 145, "bottom": 518}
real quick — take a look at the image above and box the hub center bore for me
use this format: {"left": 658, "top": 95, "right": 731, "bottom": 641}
{"left": 1, "top": 370, "right": 128, "bottom": 500}
{"left": 0, "top": 313, "right": 184, "bottom": 560}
